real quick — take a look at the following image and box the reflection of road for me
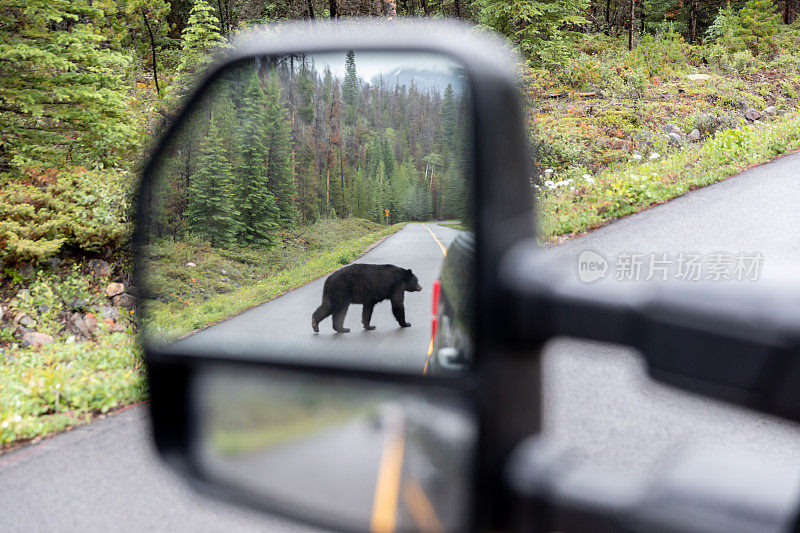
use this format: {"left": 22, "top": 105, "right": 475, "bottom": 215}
{"left": 177, "top": 223, "right": 459, "bottom": 372}
{"left": 208, "top": 419, "right": 385, "bottom": 530}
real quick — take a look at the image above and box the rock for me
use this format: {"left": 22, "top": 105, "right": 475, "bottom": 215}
{"left": 744, "top": 109, "right": 762, "bottom": 122}
{"left": 19, "top": 315, "right": 35, "bottom": 328}
{"left": 106, "top": 282, "right": 125, "bottom": 297}
{"left": 763, "top": 106, "right": 777, "bottom": 116}
{"left": 778, "top": 109, "right": 788, "bottom": 117}
{"left": 69, "top": 299, "right": 89, "bottom": 312}
{"left": 739, "top": 99, "right": 752, "bottom": 111}
{"left": 37, "top": 304, "right": 49, "bottom": 314}
{"left": 186, "top": 262, "right": 196, "bottom": 268}
{"left": 101, "top": 305, "right": 120, "bottom": 320}
{"left": 45, "top": 257, "right": 63, "bottom": 269}
{"left": 112, "top": 294, "right": 135, "bottom": 308}
{"left": 687, "top": 129, "right": 701, "bottom": 142}
{"left": 70, "top": 312, "right": 96, "bottom": 338}
{"left": 126, "top": 285, "right": 137, "bottom": 297}
{"left": 667, "top": 132, "right": 682, "bottom": 145}
{"left": 21, "top": 332, "right": 54, "bottom": 348}
{"left": 89, "top": 259, "right": 112, "bottom": 277}
{"left": 18, "top": 263, "right": 35, "bottom": 278}
{"left": 661, "top": 123, "right": 681, "bottom": 135}
{"left": 687, "top": 73, "right": 712, "bottom": 81}
{"left": 0, "top": 305, "right": 3, "bottom": 323}
{"left": 16, "top": 289, "right": 30, "bottom": 300}
{"left": 695, "top": 113, "right": 719, "bottom": 134}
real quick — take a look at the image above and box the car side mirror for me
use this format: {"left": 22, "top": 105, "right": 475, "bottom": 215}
{"left": 136, "top": 20, "right": 536, "bottom": 533}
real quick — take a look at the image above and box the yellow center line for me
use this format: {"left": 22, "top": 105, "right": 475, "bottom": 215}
{"left": 423, "top": 224, "right": 447, "bottom": 257}
{"left": 370, "top": 418, "right": 406, "bottom": 533}
{"left": 422, "top": 339, "right": 433, "bottom": 375}
{"left": 402, "top": 478, "right": 444, "bottom": 533}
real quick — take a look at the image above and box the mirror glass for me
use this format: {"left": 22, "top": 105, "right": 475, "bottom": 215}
{"left": 139, "top": 51, "right": 474, "bottom": 375}
{"left": 193, "top": 366, "right": 476, "bottom": 532}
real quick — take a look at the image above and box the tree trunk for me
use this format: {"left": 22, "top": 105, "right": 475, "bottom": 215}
{"left": 141, "top": 9, "right": 160, "bottom": 96}
{"left": 640, "top": 0, "right": 645, "bottom": 37}
{"left": 690, "top": 0, "right": 698, "bottom": 43}
{"left": 454, "top": 0, "right": 462, "bottom": 18}
{"left": 330, "top": 0, "right": 338, "bottom": 17}
{"left": 628, "top": 0, "right": 635, "bottom": 50}
{"left": 306, "top": 0, "right": 315, "bottom": 18}
{"left": 605, "top": 0, "right": 612, "bottom": 35}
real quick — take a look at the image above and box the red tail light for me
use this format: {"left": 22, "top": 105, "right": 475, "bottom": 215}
{"left": 431, "top": 279, "right": 441, "bottom": 340}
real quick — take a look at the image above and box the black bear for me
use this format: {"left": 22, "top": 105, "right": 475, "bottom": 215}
{"left": 311, "top": 264, "right": 422, "bottom": 333}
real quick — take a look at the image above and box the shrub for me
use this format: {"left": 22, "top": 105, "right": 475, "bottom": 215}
{"left": 0, "top": 168, "right": 131, "bottom": 264}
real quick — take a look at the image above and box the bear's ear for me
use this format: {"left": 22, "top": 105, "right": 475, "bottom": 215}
{"left": 404, "top": 268, "right": 414, "bottom": 279}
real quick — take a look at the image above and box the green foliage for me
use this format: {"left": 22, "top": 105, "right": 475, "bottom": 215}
{"left": 0, "top": 0, "right": 137, "bottom": 173}
{"left": 736, "top": 0, "right": 780, "bottom": 58}
{"left": 186, "top": 120, "right": 239, "bottom": 247}
{"left": 0, "top": 169, "right": 130, "bottom": 263}
{"left": 474, "top": 0, "right": 589, "bottom": 67}
{"left": 1, "top": 331, "right": 145, "bottom": 446}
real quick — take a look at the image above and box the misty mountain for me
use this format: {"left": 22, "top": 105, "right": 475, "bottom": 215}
{"left": 369, "top": 66, "right": 466, "bottom": 94}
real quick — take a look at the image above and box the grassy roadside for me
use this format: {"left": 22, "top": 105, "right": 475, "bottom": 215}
{"left": 537, "top": 112, "right": 800, "bottom": 242}
{"left": 1, "top": 219, "right": 403, "bottom": 450}
{"left": 142, "top": 219, "right": 406, "bottom": 343}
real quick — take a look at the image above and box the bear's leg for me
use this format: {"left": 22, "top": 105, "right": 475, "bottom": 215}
{"left": 332, "top": 305, "right": 351, "bottom": 333}
{"left": 391, "top": 304, "right": 411, "bottom": 328}
{"left": 362, "top": 303, "right": 376, "bottom": 330}
{"left": 312, "top": 299, "right": 333, "bottom": 333}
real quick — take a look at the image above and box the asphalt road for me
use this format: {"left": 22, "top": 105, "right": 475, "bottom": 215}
{"left": 0, "top": 222, "right": 457, "bottom": 533}
{"left": 4, "top": 152, "right": 800, "bottom": 531}
{"left": 541, "top": 150, "right": 800, "bottom": 471}
{"left": 176, "top": 222, "right": 459, "bottom": 372}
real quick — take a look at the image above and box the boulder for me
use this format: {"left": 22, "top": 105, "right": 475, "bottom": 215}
{"left": 687, "top": 129, "right": 701, "bottom": 143}
{"left": 744, "top": 109, "right": 762, "bottom": 122}
{"left": 69, "top": 298, "right": 89, "bottom": 312}
{"left": 16, "top": 289, "right": 30, "bottom": 300}
{"left": 738, "top": 99, "right": 752, "bottom": 111}
{"left": 89, "top": 259, "right": 112, "bottom": 277}
{"left": 21, "top": 332, "right": 54, "bottom": 348}
{"left": 18, "top": 263, "right": 35, "bottom": 278}
{"left": 661, "top": 123, "right": 681, "bottom": 135}
{"left": 69, "top": 312, "right": 97, "bottom": 338}
{"left": 19, "top": 315, "right": 35, "bottom": 328}
{"left": 687, "top": 73, "right": 712, "bottom": 81}
{"left": 112, "top": 294, "right": 136, "bottom": 308}
{"left": 106, "top": 282, "right": 125, "bottom": 297}
{"left": 667, "top": 132, "right": 682, "bottom": 145}
{"left": 763, "top": 106, "right": 777, "bottom": 116}
{"left": 778, "top": 109, "right": 788, "bottom": 117}
{"left": 695, "top": 114, "right": 719, "bottom": 134}
{"left": 45, "top": 257, "right": 63, "bottom": 269}
{"left": 186, "top": 262, "right": 197, "bottom": 268}
{"left": 101, "top": 305, "right": 120, "bottom": 320}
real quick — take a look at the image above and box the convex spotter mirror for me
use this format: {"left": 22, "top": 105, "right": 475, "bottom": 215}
{"left": 138, "top": 49, "right": 474, "bottom": 376}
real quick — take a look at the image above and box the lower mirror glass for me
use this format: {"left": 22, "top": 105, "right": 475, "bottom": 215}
{"left": 192, "top": 366, "right": 476, "bottom": 532}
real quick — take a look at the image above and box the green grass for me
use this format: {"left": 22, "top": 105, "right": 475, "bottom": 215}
{"left": 0, "top": 328, "right": 145, "bottom": 448}
{"left": 537, "top": 113, "right": 800, "bottom": 242}
{"left": 437, "top": 221, "right": 469, "bottom": 231}
{"left": 141, "top": 218, "right": 405, "bottom": 343}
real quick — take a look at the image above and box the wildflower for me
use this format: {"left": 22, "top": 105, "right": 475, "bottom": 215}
{"left": 544, "top": 168, "right": 554, "bottom": 174}
{"left": 570, "top": 186, "right": 575, "bottom": 191}
{"left": 585, "top": 176, "right": 595, "bottom": 183}
{"left": 13, "top": 414, "right": 22, "bottom": 422}
{"left": 544, "top": 180, "right": 555, "bottom": 187}
{"left": 632, "top": 154, "right": 642, "bottom": 160}
{"left": 649, "top": 152, "right": 661, "bottom": 160}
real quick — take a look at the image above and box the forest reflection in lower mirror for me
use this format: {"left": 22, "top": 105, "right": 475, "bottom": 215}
{"left": 141, "top": 51, "right": 474, "bottom": 374}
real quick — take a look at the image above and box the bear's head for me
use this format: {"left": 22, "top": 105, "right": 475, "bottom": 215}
{"left": 404, "top": 269, "right": 422, "bottom": 292}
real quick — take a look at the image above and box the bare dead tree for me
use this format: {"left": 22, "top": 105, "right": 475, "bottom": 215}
{"left": 628, "top": 0, "right": 635, "bottom": 50}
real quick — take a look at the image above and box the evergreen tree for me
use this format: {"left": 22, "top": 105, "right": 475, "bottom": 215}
{"left": 186, "top": 119, "right": 239, "bottom": 247}
{"left": 236, "top": 71, "right": 280, "bottom": 246}
{"left": 342, "top": 51, "right": 360, "bottom": 124}
{"left": 737, "top": 0, "right": 780, "bottom": 57}
{"left": 264, "top": 76, "right": 299, "bottom": 227}
{"left": 440, "top": 84, "right": 457, "bottom": 152}
{"left": 0, "top": 0, "right": 136, "bottom": 172}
